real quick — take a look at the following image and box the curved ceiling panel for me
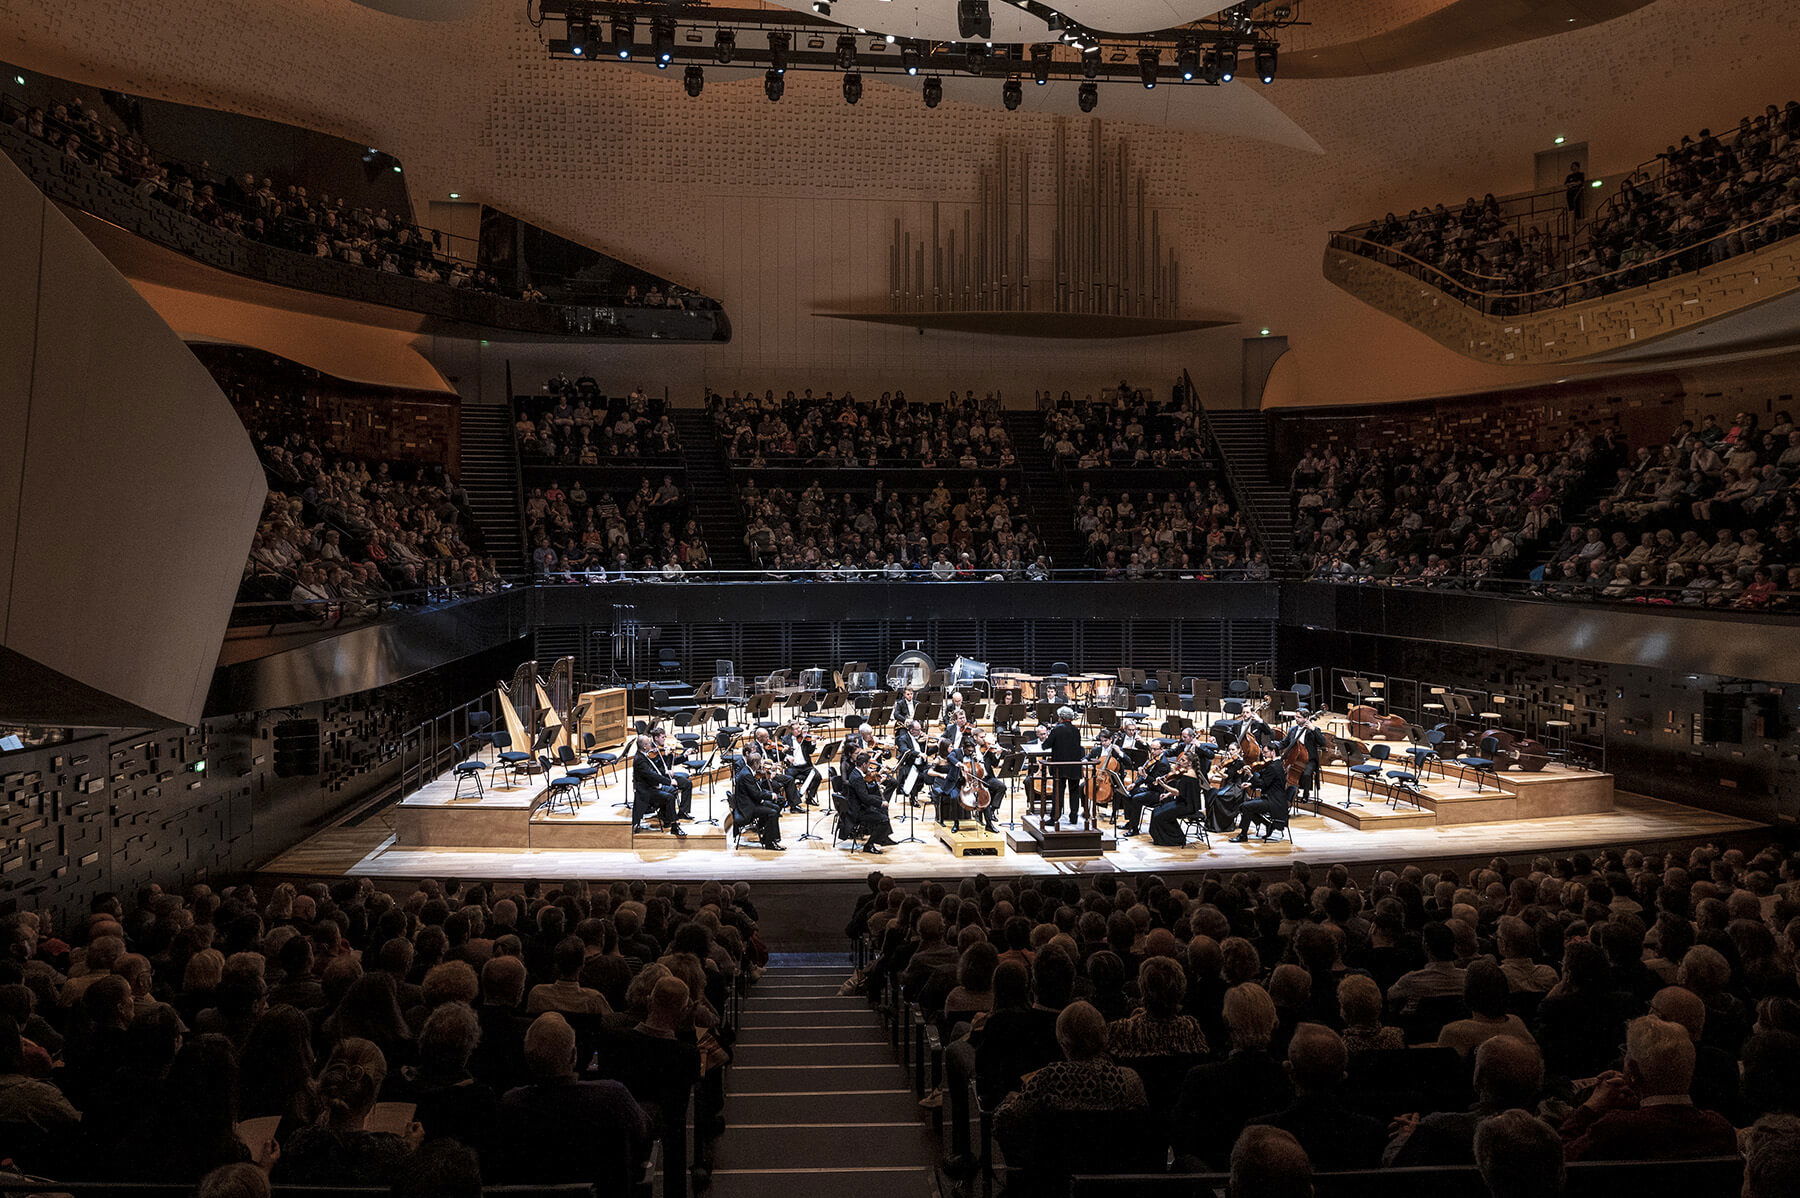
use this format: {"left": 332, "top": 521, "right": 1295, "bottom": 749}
{"left": 348, "top": 0, "right": 482, "bottom": 19}
{"left": 760, "top": 1, "right": 1232, "bottom": 41}
{"left": 1279, "top": 0, "right": 1657, "bottom": 77}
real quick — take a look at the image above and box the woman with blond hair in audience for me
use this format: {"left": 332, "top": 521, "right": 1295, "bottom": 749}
{"left": 1338, "top": 974, "right": 1404, "bottom": 1055}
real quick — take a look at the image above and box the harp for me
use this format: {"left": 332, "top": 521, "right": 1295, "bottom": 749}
{"left": 540, "top": 657, "right": 576, "bottom": 755}
{"left": 498, "top": 659, "right": 539, "bottom": 758}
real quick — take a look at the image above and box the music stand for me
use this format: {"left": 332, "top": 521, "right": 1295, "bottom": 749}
{"left": 1246, "top": 673, "right": 1275, "bottom": 698}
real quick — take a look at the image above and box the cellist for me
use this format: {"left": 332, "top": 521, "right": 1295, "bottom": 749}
{"left": 1275, "top": 710, "right": 1328, "bottom": 807}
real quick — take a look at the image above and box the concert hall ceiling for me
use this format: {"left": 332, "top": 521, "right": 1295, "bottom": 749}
{"left": 1, "top": 0, "right": 1794, "bottom": 407}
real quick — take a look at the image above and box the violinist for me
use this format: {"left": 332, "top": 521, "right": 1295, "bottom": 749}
{"left": 1148, "top": 751, "right": 1206, "bottom": 847}
{"left": 631, "top": 733, "right": 687, "bottom": 837}
{"left": 840, "top": 750, "right": 897, "bottom": 853}
{"left": 778, "top": 719, "right": 820, "bottom": 809}
{"left": 1231, "top": 755, "right": 1293, "bottom": 843}
{"left": 942, "top": 707, "right": 971, "bottom": 753}
{"left": 728, "top": 750, "right": 786, "bottom": 850}
{"left": 891, "top": 719, "right": 928, "bottom": 804}
{"left": 652, "top": 727, "right": 695, "bottom": 818}
{"left": 751, "top": 727, "right": 802, "bottom": 811}
{"left": 1204, "top": 745, "right": 1251, "bottom": 834}
{"left": 1118, "top": 733, "right": 1175, "bottom": 838}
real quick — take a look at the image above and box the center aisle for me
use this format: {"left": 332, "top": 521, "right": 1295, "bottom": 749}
{"left": 710, "top": 955, "right": 935, "bottom": 1198}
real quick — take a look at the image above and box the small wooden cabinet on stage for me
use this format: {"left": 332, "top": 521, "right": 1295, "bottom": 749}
{"left": 575, "top": 687, "right": 628, "bottom": 749}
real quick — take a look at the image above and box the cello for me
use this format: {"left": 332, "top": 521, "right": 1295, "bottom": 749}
{"left": 1281, "top": 714, "right": 1311, "bottom": 790}
{"left": 1087, "top": 739, "right": 1126, "bottom": 808}
{"left": 959, "top": 747, "right": 993, "bottom": 811}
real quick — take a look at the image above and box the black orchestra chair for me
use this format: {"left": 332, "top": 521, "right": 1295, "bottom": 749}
{"left": 555, "top": 744, "right": 601, "bottom": 802}
{"left": 583, "top": 731, "right": 625, "bottom": 781}
{"left": 487, "top": 730, "right": 534, "bottom": 788}
{"left": 1405, "top": 731, "right": 1444, "bottom": 780}
{"left": 1346, "top": 742, "right": 1387, "bottom": 802}
{"left": 464, "top": 709, "right": 494, "bottom": 758}
{"left": 536, "top": 755, "right": 584, "bottom": 816}
{"left": 1384, "top": 764, "right": 1424, "bottom": 810}
{"left": 1456, "top": 735, "right": 1502, "bottom": 791}
{"left": 451, "top": 752, "right": 485, "bottom": 800}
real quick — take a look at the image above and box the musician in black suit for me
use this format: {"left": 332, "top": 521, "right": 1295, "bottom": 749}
{"left": 1274, "top": 712, "right": 1327, "bottom": 806}
{"left": 839, "top": 751, "right": 896, "bottom": 852}
{"left": 1231, "top": 758, "right": 1292, "bottom": 842}
{"left": 1118, "top": 740, "right": 1174, "bottom": 838}
{"left": 1042, "top": 706, "right": 1086, "bottom": 826}
{"left": 651, "top": 728, "right": 694, "bottom": 816}
{"left": 776, "top": 721, "right": 819, "bottom": 810}
{"left": 925, "top": 741, "right": 963, "bottom": 828}
{"left": 728, "top": 751, "right": 785, "bottom": 850}
{"left": 891, "top": 687, "right": 918, "bottom": 728}
{"left": 631, "top": 735, "right": 686, "bottom": 836}
{"left": 890, "top": 721, "right": 927, "bottom": 803}
{"left": 961, "top": 735, "right": 1003, "bottom": 833}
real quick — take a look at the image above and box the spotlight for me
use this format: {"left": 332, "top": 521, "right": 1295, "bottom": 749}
{"left": 713, "top": 29, "right": 736, "bottom": 64}
{"left": 966, "top": 42, "right": 988, "bottom": 73}
{"left": 901, "top": 40, "right": 922, "bottom": 75}
{"left": 1077, "top": 81, "right": 1098, "bottom": 112}
{"left": 1081, "top": 47, "right": 1101, "bottom": 79}
{"left": 1200, "top": 47, "right": 1222, "bottom": 83}
{"left": 1031, "top": 43, "right": 1051, "bottom": 85}
{"left": 1138, "top": 48, "right": 1159, "bottom": 89}
{"left": 765, "top": 68, "right": 785, "bottom": 101}
{"left": 1177, "top": 41, "right": 1199, "bottom": 82}
{"left": 1002, "top": 78, "right": 1022, "bottom": 109}
{"left": 768, "top": 31, "right": 789, "bottom": 73}
{"left": 651, "top": 17, "right": 675, "bottom": 65}
{"left": 812, "top": 0, "right": 832, "bottom": 13}
{"left": 611, "top": 16, "right": 635, "bottom": 59}
{"left": 923, "top": 74, "right": 943, "bottom": 107}
{"left": 684, "top": 65, "right": 705, "bottom": 96}
{"left": 566, "top": 19, "right": 589, "bottom": 56}
{"left": 1217, "top": 43, "right": 1236, "bottom": 82}
{"left": 837, "top": 34, "right": 858, "bottom": 70}
{"left": 1255, "top": 42, "right": 1277, "bottom": 83}
{"left": 957, "top": 0, "right": 992, "bottom": 41}
{"left": 843, "top": 72, "right": 863, "bottom": 104}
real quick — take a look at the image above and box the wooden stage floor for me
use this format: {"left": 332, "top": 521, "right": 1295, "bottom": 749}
{"left": 262, "top": 788, "right": 1761, "bottom": 883}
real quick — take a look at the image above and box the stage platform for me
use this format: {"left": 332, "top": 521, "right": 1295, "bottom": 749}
{"left": 265, "top": 788, "right": 1759, "bottom": 883}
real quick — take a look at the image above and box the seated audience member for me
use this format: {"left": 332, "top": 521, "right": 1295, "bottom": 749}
{"left": 1228, "top": 1125, "right": 1313, "bottom": 1198}
{"left": 1559, "top": 1014, "right": 1737, "bottom": 1160}
{"left": 276, "top": 1049, "right": 418, "bottom": 1187}
{"left": 1744, "top": 1115, "right": 1800, "bottom": 1198}
{"left": 993, "top": 1001, "right": 1148, "bottom": 1164}
{"left": 1337, "top": 973, "right": 1404, "bottom": 1054}
{"left": 1648, "top": 984, "right": 1743, "bottom": 1122}
{"left": 116, "top": 1033, "right": 253, "bottom": 1182}
{"left": 1438, "top": 958, "right": 1536, "bottom": 1056}
{"left": 1172, "top": 983, "right": 1293, "bottom": 1169}
{"left": 1247, "top": 1022, "right": 1387, "bottom": 1170}
{"left": 1474, "top": 1109, "right": 1568, "bottom": 1198}
{"left": 1106, "top": 956, "right": 1210, "bottom": 1059}
{"left": 0, "top": 1013, "right": 80, "bottom": 1171}
{"left": 1386, "top": 920, "right": 1466, "bottom": 1014}
{"left": 404, "top": 1002, "right": 498, "bottom": 1155}
{"left": 495, "top": 1012, "right": 651, "bottom": 1190}
{"left": 197, "top": 1163, "right": 272, "bottom": 1198}
{"left": 526, "top": 935, "right": 613, "bottom": 1015}
{"left": 1384, "top": 1034, "right": 1545, "bottom": 1166}
{"left": 393, "top": 1140, "right": 484, "bottom": 1198}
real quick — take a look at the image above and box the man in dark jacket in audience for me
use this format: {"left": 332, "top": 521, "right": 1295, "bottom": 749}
{"left": 1246, "top": 1022, "right": 1387, "bottom": 1170}
{"left": 496, "top": 1013, "right": 651, "bottom": 1190}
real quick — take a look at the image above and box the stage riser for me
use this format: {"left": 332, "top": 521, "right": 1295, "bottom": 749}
{"left": 1316, "top": 764, "right": 1613, "bottom": 829}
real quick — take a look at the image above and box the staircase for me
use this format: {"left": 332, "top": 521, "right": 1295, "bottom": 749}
{"left": 457, "top": 405, "right": 527, "bottom": 577}
{"left": 672, "top": 409, "right": 751, "bottom": 569}
{"left": 1001, "top": 410, "right": 1081, "bottom": 568}
{"left": 1200, "top": 408, "right": 1295, "bottom": 566}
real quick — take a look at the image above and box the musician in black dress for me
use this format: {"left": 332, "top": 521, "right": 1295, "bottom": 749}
{"left": 839, "top": 751, "right": 897, "bottom": 852}
{"left": 1043, "top": 706, "right": 1086, "bottom": 826}
{"left": 1204, "top": 751, "right": 1251, "bottom": 834}
{"left": 1148, "top": 754, "right": 1205, "bottom": 847}
{"left": 1231, "top": 757, "right": 1293, "bottom": 842}
{"left": 728, "top": 751, "right": 785, "bottom": 850}
{"left": 631, "top": 735, "right": 687, "bottom": 836}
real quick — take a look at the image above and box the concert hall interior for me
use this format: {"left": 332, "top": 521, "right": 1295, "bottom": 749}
{"left": 7, "top": 1, "right": 1800, "bottom": 1196}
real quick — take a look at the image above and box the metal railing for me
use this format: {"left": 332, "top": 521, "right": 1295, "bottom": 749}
{"left": 229, "top": 578, "right": 522, "bottom": 633}
{"left": 535, "top": 565, "right": 1271, "bottom": 583}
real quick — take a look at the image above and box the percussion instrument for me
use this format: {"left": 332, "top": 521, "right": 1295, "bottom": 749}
{"left": 799, "top": 668, "right": 828, "bottom": 689}
{"left": 950, "top": 656, "right": 990, "bottom": 686}
{"left": 846, "top": 671, "right": 879, "bottom": 693}
{"left": 886, "top": 650, "right": 934, "bottom": 691}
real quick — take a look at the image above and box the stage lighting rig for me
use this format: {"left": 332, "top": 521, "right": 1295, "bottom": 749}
{"left": 901, "top": 40, "right": 923, "bottom": 75}
{"left": 1002, "top": 77, "right": 1022, "bottom": 109}
{"left": 1176, "top": 41, "right": 1198, "bottom": 82}
{"left": 1255, "top": 42, "right": 1278, "bottom": 83}
{"left": 843, "top": 71, "right": 863, "bottom": 103}
{"left": 768, "top": 31, "right": 789, "bottom": 73}
{"left": 1031, "top": 43, "right": 1051, "bottom": 85}
{"left": 836, "top": 34, "right": 858, "bottom": 70}
{"left": 957, "top": 0, "right": 992, "bottom": 41}
{"left": 683, "top": 65, "right": 704, "bottom": 96}
{"left": 922, "top": 75, "right": 944, "bottom": 107}
{"left": 1137, "top": 47, "right": 1159, "bottom": 88}
{"left": 1217, "top": 43, "right": 1237, "bottom": 82}
{"left": 1077, "top": 81, "right": 1097, "bottom": 111}
{"left": 651, "top": 17, "right": 675, "bottom": 66}
{"left": 764, "top": 68, "right": 784, "bottom": 100}
{"left": 610, "top": 15, "right": 634, "bottom": 59}
{"left": 713, "top": 29, "right": 735, "bottom": 64}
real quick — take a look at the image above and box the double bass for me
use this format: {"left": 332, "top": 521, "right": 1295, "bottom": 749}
{"left": 1347, "top": 703, "right": 1410, "bottom": 741}
{"left": 1479, "top": 729, "right": 1552, "bottom": 772}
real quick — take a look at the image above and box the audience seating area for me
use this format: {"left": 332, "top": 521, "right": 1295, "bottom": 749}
{"left": 0, "top": 876, "right": 763, "bottom": 1197}
{"left": 1042, "top": 389, "right": 1215, "bottom": 468}
{"left": 707, "top": 390, "right": 1015, "bottom": 468}
{"left": 1072, "top": 486, "right": 1263, "bottom": 578}
{"left": 525, "top": 477, "right": 709, "bottom": 580}
{"left": 1344, "top": 99, "right": 1800, "bottom": 313}
{"left": 852, "top": 839, "right": 1800, "bottom": 1198}
{"left": 515, "top": 381, "right": 681, "bottom": 466}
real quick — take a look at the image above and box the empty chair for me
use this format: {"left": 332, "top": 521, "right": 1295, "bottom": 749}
{"left": 556, "top": 744, "right": 600, "bottom": 800}
{"left": 536, "top": 755, "right": 583, "bottom": 815}
{"left": 1384, "top": 765, "right": 1423, "bottom": 810}
{"left": 465, "top": 709, "right": 494, "bottom": 758}
{"left": 1456, "top": 735, "right": 1501, "bottom": 791}
{"left": 451, "top": 755, "right": 485, "bottom": 800}
{"left": 488, "top": 730, "right": 534, "bottom": 787}
{"left": 1347, "top": 742, "right": 1389, "bottom": 801}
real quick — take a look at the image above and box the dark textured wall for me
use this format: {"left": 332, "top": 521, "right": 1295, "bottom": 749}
{"left": 1281, "top": 626, "right": 1796, "bottom": 827}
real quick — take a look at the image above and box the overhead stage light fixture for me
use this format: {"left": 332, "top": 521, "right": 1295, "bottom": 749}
{"left": 965, "top": 42, "right": 988, "bottom": 73}
{"left": 1177, "top": 41, "right": 1199, "bottom": 82}
{"left": 812, "top": 0, "right": 832, "bottom": 13}
{"left": 1081, "top": 46, "right": 1101, "bottom": 79}
{"left": 1077, "top": 81, "right": 1098, "bottom": 112}
{"left": 901, "top": 40, "right": 923, "bottom": 75}
{"left": 1002, "top": 77, "right": 1022, "bottom": 109}
{"left": 837, "top": 34, "right": 858, "bottom": 70}
{"left": 765, "top": 68, "right": 785, "bottom": 101}
{"left": 684, "top": 65, "right": 705, "bottom": 96}
{"left": 1217, "top": 43, "right": 1236, "bottom": 82}
{"left": 923, "top": 74, "right": 944, "bottom": 107}
{"left": 714, "top": 29, "right": 736, "bottom": 63}
{"left": 611, "top": 16, "right": 635, "bottom": 59}
{"left": 566, "top": 19, "right": 590, "bottom": 56}
{"left": 1255, "top": 42, "right": 1277, "bottom": 83}
{"left": 843, "top": 71, "right": 863, "bottom": 103}
{"left": 957, "top": 0, "right": 992, "bottom": 41}
{"left": 768, "top": 31, "right": 790, "bottom": 73}
{"left": 651, "top": 17, "right": 675, "bottom": 65}
{"left": 1031, "top": 44, "right": 1051, "bottom": 85}
{"left": 1138, "top": 48, "right": 1159, "bottom": 89}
